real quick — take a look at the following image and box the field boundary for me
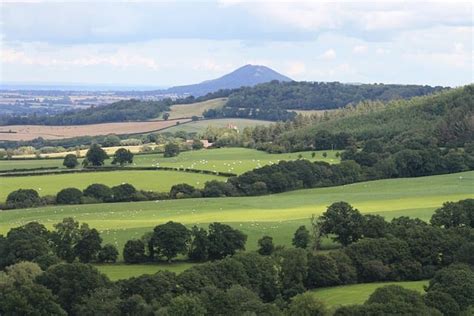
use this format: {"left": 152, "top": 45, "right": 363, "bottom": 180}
{"left": 0, "top": 165, "right": 236, "bottom": 178}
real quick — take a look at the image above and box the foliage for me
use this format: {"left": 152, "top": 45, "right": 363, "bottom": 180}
{"left": 164, "top": 142, "right": 180, "bottom": 157}
{"left": 257, "top": 235, "right": 274, "bottom": 256}
{"left": 6, "top": 189, "right": 41, "bottom": 209}
{"left": 82, "top": 183, "right": 113, "bottom": 202}
{"left": 83, "top": 144, "right": 108, "bottom": 166}
{"left": 56, "top": 187, "right": 83, "bottom": 205}
{"left": 98, "top": 244, "right": 119, "bottom": 263}
{"left": 286, "top": 292, "right": 327, "bottom": 316}
{"left": 207, "top": 222, "right": 247, "bottom": 260}
{"left": 150, "top": 221, "right": 191, "bottom": 262}
{"left": 123, "top": 240, "right": 146, "bottom": 264}
{"left": 292, "top": 225, "right": 310, "bottom": 249}
{"left": 111, "top": 148, "right": 134, "bottom": 166}
{"left": 62, "top": 154, "right": 79, "bottom": 169}
{"left": 318, "top": 202, "right": 365, "bottom": 246}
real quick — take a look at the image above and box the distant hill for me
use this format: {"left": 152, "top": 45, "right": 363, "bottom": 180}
{"left": 165, "top": 64, "right": 292, "bottom": 96}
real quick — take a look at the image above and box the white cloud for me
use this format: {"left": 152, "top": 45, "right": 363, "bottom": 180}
{"left": 353, "top": 45, "right": 368, "bottom": 54}
{"left": 320, "top": 49, "right": 337, "bottom": 60}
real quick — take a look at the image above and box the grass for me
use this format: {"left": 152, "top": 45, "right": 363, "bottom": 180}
{"left": 0, "top": 148, "right": 340, "bottom": 174}
{"left": 166, "top": 98, "right": 227, "bottom": 119}
{"left": 0, "top": 170, "right": 222, "bottom": 201}
{"left": 310, "top": 280, "right": 429, "bottom": 308}
{"left": 1, "top": 171, "right": 471, "bottom": 259}
{"left": 94, "top": 262, "right": 195, "bottom": 281}
{"left": 160, "top": 118, "right": 272, "bottom": 134}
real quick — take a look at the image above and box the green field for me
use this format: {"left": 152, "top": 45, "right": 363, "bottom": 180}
{"left": 0, "top": 148, "right": 339, "bottom": 174}
{"left": 160, "top": 118, "right": 272, "bottom": 134}
{"left": 1, "top": 171, "right": 471, "bottom": 259}
{"left": 311, "top": 280, "right": 428, "bottom": 308}
{"left": 0, "top": 170, "right": 222, "bottom": 201}
{"left": 94, "top": 262, "right": 195, "bottom": 281}
{"left": 166, "top": 98, "right": 227, "bottom": 119}
{"left": 132, "top": 148, "right": 339, "bottom": 174}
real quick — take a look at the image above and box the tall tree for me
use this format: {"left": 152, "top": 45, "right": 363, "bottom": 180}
{"left": 292, "top": 226, "right": 310, "bottom": 249}
{"left": 150, "top": 221, "right": 191, "bottom": 262}
{"left": 318, "top": 202, "right": 365, "bottom": 246}
{"left": 83, "top": 144, "right": 108, "bottom": 166}
{"left": 112, "top": 148, "right": 134, "bottom": 166}
{"left": 207, "top": 223, "right": 247, "bottom": 260}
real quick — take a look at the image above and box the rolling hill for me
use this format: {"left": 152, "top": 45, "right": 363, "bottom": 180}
{"left": 164, "top": 64, "right": 292, "bottom": 96}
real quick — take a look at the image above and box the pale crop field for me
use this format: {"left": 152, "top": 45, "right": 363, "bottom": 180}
{"left": 0, "top": 119, "right": 191, "bottom": 141}
{"left": 0, "top": 171, "right": 471, "bottom": 258}
{"left": 0, "top": 170, "right": 222, "bottom": 201}
{"left": 166, "top": 98, "right": 227, "bottom": 119}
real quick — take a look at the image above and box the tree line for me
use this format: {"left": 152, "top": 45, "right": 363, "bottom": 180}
{"left": 0, "top": 199, "right": 472, "bottom": 315}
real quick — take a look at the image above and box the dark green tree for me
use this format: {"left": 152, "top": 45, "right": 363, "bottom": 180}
{"left": 257, "top": 235, "right": 274, "bottom": 256}
{"left": 111, "top": 183, "right": 137, "bottom": 202}
{"left": 164, "top": 142, "right": 180, "bottom": 157}
{"left": 292, "top": 225, "right": 310, "bottom": 249}
{"left": 6, "top": 189, "right": 40, "bottom": 209}
{"left": 84, "top": 144, "right": 108, "bottom": 166}
{"left": 74, "top": 224, "right": 102, "bottom": 263}
{"left": 51, "top": 217, "right": 81, "bottom": 263}
{"left": 63, "top": 154, "right": 79, "bottom": 169}
{"left": 207, "top": 222, "right": 247, "bottom": 260}
{"left": 37, "top": 263, "right": 110, "bottom": 314}
{"left": 83, "top": 183, "right": 113, "bottom": 202}
{"left": 150, "top": 221, "right": 191, "bottom": 262}
{"left": 318, "top": 202, "right": 365, "bottom": 246}
{"left": 189, "top": 226, "right": 210, "bottom": 262}
{"left": 123, "top": 240, "right": 146, "bottom": 264}
{"left": 56, "top": 187, "right": 83, "bottom": 205}
{"left": 111, "top": 148, "right": 134, "bottom": 166}
{"left": 98, "top": 244, "right": 118, "bottom": 263}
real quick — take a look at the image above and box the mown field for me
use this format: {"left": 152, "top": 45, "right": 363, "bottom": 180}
{"left": 0, "top": 170, "right": 222, "bottom": 201}
{"left": 0, "top": 148, "right": 339, "bottom": 174}
{"left": 166, "top": 98, "right": 227, "bottom": 119}
{"left": 1, "top": 171, "right": 471, "bottom": 258}
{"left": 310, "top": 280, "right": 428, "bottom": 308}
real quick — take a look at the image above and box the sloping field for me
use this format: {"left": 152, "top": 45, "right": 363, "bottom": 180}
{"left": 166, "top": 98, "right": 227, "bottom": 119}
{"left": 160, "top": 118, "right": 272, "bottom": 134}
{"left": 0, "top": 170, "right": 222, "bottom": 201}
{"left": 0, "top": 118, "right": 190, "bottom": 141}
{"left": 0, "top": 171, "right": 471, "bottom": 256}
{"left": 0, "top": 148, "right": 339, "bottom": 174}
{"left": 310, "top": 280, "right": 428, "bottom": 308}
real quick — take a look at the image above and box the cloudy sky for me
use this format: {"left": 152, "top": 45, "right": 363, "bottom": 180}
{"left": 0, "top": 0, "right": 472, "bottom": 87}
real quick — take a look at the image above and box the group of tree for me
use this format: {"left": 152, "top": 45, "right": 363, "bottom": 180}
{"left": 4, "top": 182, "right": 168, "bottom": 209}
{"left": 0, "top": 217, "right": 118, "bottom": 270}
{"left": 0, "top": 198, "right": 472, "bottom": 315}
{"left": 123, "top": 222, "right": 247, "bottom": 263}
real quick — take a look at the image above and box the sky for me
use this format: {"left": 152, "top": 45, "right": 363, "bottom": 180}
{"left": 0, "top": 0, "right": 472, "bottom": 87}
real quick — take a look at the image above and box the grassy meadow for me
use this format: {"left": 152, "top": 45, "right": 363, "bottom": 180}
{"left": 1, "top": 171, "right": 471, "bottom": 259}
{"left": 0, "top": 148, "right": 339, "bottom": 174}
{"left": 160, "top": 118, "right": 272, "bottom": 134}
{"left": 94, "top": 262, "right": 195, "bottom": 281}
{"left": 310, "top": 280, "right": 428, "bottom": 308}
{"left": 0, "top": 170, "right": 222, "bottom": 201}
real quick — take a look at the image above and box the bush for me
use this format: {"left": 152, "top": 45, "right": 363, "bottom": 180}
{"left": 56, "top": 188, "right": 83, "bottom": 205}
{"left": 6, "top": 189, "right": 41, "bottom": 209}
{"left": 83, "top": 184, "right": 113, "bottom": 202}
{"left": 98, "top": 244, "right": 119, "bottom": 263}
{"left": 112, "top": 183, "right": 137, "bottom": 202}
{"left": 63, "top": 154, "right": 79, "bottom": 169}
{"left": 123, "top": 240, "right": 146, "bottom": 264}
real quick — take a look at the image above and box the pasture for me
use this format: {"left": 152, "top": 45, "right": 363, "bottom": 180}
{"left": 0, "top": 119, "right": 191, "bottom": 141}
{"left": 1, "top": 171, "right": 471, "bottom": 259}
{"left": 166, "top": 98, "right": 227, "bottom": 119}
{"left": 0, "top": 170, "right": 222, "bottom": 201}
{"left": 160, "top": 118, "right": 272, "bottom": 134}
{"left": 0, "top": 148, "right": 340, "bottom": 174}
{"left": 310, "top": 280, "right": 428, "bottom": 308}
{"left": 94, "top": 262, "right": 195, "bottom": 281}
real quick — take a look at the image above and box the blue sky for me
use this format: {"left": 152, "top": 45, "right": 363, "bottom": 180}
{"left": 0, "top": 1, "right": 472, "bottom": 87}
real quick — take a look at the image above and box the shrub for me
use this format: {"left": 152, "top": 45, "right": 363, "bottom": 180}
{"left": 56, "top": 188, "right": 83, "bottom": 205}
{"left": 6, "top": 189, "right": 41, "bottom": 209}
